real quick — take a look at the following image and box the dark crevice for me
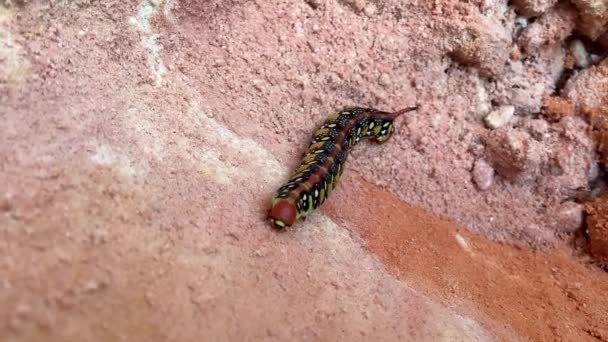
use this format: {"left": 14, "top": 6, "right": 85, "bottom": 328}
{"left": 553, "top": 68, "right": 574, "bottom": 95}
{"left": 553, "top": 34, "right": 607, "bottom": 94}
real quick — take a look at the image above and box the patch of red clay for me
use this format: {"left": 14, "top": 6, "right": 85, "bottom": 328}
{"left": 583, "top": 105, "right": 608, "bottom": 164}
{"left": 325, "top": 175, "right": 608, "bottom": 341}
{"left": 586, "top": 194, "right": 608, "bottom": 264}
{"left": 542, "top": 96, "right": 576, "bottom": 121}
{"left": 583, "top": 105, "right": 608, "bottom": 265}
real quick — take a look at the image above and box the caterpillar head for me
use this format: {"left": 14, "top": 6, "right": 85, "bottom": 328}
{"left": 269, "top": 200, "right": 297, "bottom": 230}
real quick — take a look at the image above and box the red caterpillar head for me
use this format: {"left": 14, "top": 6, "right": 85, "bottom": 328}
{"left": 268, "top": 199, "right": 297, "bottom": 230}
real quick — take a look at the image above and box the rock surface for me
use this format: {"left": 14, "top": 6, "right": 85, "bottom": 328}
{"left": 2, "top": 1, "right": 608, "bottom": 341}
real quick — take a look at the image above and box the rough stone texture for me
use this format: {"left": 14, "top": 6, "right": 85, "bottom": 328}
{"left": 471, "top": 159, "right": 495, "bottom": 190}
{"left": 446, "top": 2, "right": 512, "bottom": 78}
{"left": 492, "top": 44, "right": 565, "bottom": 114}
{"left": 521, "top": 118, "right": 551, "bottom": 140}
{"left": 517, "top": 3, "right": 577, "bottom": 53}
{"left": 484, "top": 105, "right": 514, "bottom": 129}
{"left": 539, "top": 117, "right": 598, "bottom": 199}
{"left": 482, "top": 118, "right": 596, "bottom": 198}
{"left": 563, "top": 58, "right": 608, "bottom": 109}
{"left": 586, "top": 195, "right": 608, "bottom": 262}
{"left": 542, "top": 96, "right": 576, "bottom": 121}
{"left": 483, "top": 128, "right": 542, "bottom": 181}
{"left": 584, "top": 105, "right": 608, "bottom": 165}
{"left": 572, "top": 0, "right": 608, "bottom": 40}
{"left": 547, "top": 201, "right": 585, "bottom": 234}
{"left": 569, "top": 39, "right": 591, "bottom": 68}
{"left": 512, "top": 0, "right": 558, "bottom": 16}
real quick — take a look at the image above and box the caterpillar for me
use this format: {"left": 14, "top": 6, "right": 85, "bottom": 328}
{"left": 268, "top": 105, "right": 418, "bottom": 230}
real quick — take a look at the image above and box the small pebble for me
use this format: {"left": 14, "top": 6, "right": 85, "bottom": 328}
{"left": 363, "top": 3, "right": 376, "bottom": 17}
{"left": 484, "top": 105, "right": 515, "bottom": 129}
{"left": 83, "top": 279, "right": 107, "bottom": 293}
{"left": 483, "top": 128, "right": 541, "bottom": 180}
{"left": 569, "top": 40, "right": 590, "bottom": 68}
{"left": 551, "top": 201, "right": 584, "bottom": 234}
{"left": 378, "top": 73, "right": 390, "bottom": 86}
{"left": 522, "top": 119, "right": 549, "bottom": 141}
{"left": 455, "top": 233, "right": 473, "bottom": 253}
{"left": 472, "top": 159, "right": 495, "bottom": 190}
{"left": 252, "top": 79, "right": 263, "bottom": 91}
{"left": 475, "top": 81, "right": 491, "bottom": 116}
{"left": 514, "top": 16, "right": 529, "bottom": 28}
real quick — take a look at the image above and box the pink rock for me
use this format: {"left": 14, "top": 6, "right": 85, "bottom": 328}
{"left": 572, "top": 0, "right": 608, "bottom": 40}
{"left": 537, "top": 117, "right": 598, "bottom": 198}
{"left": 472, "top": 159, "right": 495, "bottom": 191}
{"left": 517, "top": 4, "right": 577, "bottom": 53}
{"left": 483, "top": 128, "right": 543, "bottom": 181}
{"left": 493, "top": 44, "right": 565, "bottom": 114}
{"left": 521, "top": 119, "right": 550, "bottom": 141}
{"left": 563, "top": 58, "right": 608, "bottom": 108}
{"left": 512, "top": 0, "right": 558, "bottom": 16}
{"left": 548, "top": 201, "right": 584, "bottom": 234}
{"left": 448, "top": 8, "right": 512, "bottom": 77}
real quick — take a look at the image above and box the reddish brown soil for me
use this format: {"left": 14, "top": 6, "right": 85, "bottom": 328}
{"left": 543, "top": 96, "right": 576, "bottom": 121}
{"left": 326, "top": 176, "right": 608, "bottom": 341}
{"left": 586, "top": 194, "right": 608, "bottom": 264}
{"left": 584, "top": 105, "right": 608, "bottom": 164}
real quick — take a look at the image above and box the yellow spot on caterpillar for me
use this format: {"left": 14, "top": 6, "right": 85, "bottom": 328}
{"left": 327, "top": 113, "right": 340, "bottom": 121}
{"left": 361, "top": 125, "right": 369, "bottom": 136}
{"left": 302, "top": 154, "right": 317, "bottom": 163}
{"left": 273, "top": 219, "right": 286, "bottom": 229}
{"left": 307, "top": 192, "right": 313, "bottom": 210}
